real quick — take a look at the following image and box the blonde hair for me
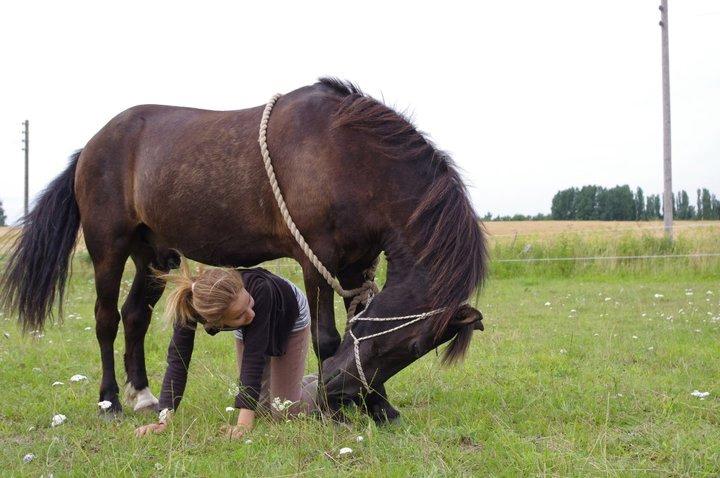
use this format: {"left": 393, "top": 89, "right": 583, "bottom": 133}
{"left": 157, "top": 258, "right": 245, "bottom": 327}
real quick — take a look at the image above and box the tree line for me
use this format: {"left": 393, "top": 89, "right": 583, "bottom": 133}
{"left": 550, "top": 186, "right": 720, "bottom": 221}
{"left": 482, "top": 186, "right": 720, "bottom": 221}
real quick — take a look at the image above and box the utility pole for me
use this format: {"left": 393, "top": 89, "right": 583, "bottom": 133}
{"left": 22, "top": 120, "right": 29, "bottom": 217}
{"left": 659, "top": 0, "right": 673, "bottom": 239}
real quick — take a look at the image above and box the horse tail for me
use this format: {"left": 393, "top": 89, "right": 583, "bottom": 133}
{"left": 0, "top": 150, "right": 82, "bottom": 333}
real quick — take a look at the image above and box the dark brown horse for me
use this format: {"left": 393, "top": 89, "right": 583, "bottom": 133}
{"left": 0, "top": 78, "right": 487, "bottom": 422}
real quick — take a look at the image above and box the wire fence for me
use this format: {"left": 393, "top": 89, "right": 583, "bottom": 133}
{"left": 488, "top": 221, "right": 720, "bottom": 238}
{"left": 493, "top": 252, "right": 720, "bottom": 263}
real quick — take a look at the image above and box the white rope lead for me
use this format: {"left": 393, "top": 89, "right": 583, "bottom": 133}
{"left": 258, "top": 94, "right": 377, "bottom": 311}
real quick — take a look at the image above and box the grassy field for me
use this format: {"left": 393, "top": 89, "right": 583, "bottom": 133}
{"left": 1, "top": 222, "right": 719, "bottom": 476}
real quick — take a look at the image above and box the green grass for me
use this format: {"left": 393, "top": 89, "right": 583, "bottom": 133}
{"left": 1, "top": 253, "right": 719, "bottom": 476}
{"left": 490, "top": 228, "right": 720, "bottom": 279}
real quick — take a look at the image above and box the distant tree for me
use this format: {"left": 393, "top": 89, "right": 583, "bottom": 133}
{"left": 604, "top": 185, "right": 635, "bottom": 220}
{"left": 712, "top": 195, "right": 720, "bottom": 219}
{"left": 482, "top": 212, "right": 493, "bottom": 221}
{"left": 676, "top": 190, "right": 692, "bottom": 219}
{"left": 575, "top": 185, "right": 599, "bottom": 220}
{"left": 701, "top": 188, "right": 712, "bottom": 219}
{"left": 645, "top": 196, "right": 654, "bottom": 219}
{"left": 634, "top": 187, "right": 645, "bottom": 220}
{"left": 551, "top": 187, "right": 578, "bottom": 220}
{"left": 697, "top": 189, "right": 703, "bottom": 218}
{"left": 645, "top": 194, "right": 661, "bottom": 219}
{"left": 596, "top": 187, "right": 610, "bottom": 220}
{"left": 0, "top": 199, "right": 6, "bottom": 226}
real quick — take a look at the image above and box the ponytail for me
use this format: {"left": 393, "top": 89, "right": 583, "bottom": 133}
{"left": 156, "top": 258, "right": 197, "bottom": 327}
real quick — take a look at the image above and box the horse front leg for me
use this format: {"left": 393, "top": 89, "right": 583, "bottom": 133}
{"left": 361, "top": 383, "right": 401, "bottom": 424}
{"left": 301, "top": 266, "right": 340, "bottom": 362}
{"left": 337, "top": 266, "right": 401, "bottom": 424}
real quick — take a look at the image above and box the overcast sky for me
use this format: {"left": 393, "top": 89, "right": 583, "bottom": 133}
{"left": 0, "top": 1, "right": 718, "bottom": 224}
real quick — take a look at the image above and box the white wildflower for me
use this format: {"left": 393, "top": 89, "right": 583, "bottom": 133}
{"left": 271, "top": 397, "right": 294, "bottom": 412}
{"left": 51, "top": 414, "right": 67, "bottom": 427}
{"left": 98, "top": 401, "right": 112, "bottom": 411}
{"left": 84, "top": 327, "right": 92, "bottom": 331}
{"left": 23, "top": 453, "right": 35, "bottom": 464}
{"left": 3, "top": 332, "right": 9, "bottom": 339}
{"left": 706, "top": 290, "right": 713, "bottom": 295}
{"left": 694, "top": 329, "right": 701, "bottom": 333}
{"left": 691, "top": 390, "right": 710, "bottom": 399}
{"left": 604, "top": 297, "right": 611, "bottom": 302}
{"left": 559, "top": 348, "right": 567, "bottom": 354}
{"left": 617, "top": 393, "right": 623, "bottom": 397}
{"left": 647, "top": 346, "right": 654, "bottom": 351}
{"left": 51, "top": 381, "right": 64, "bottom": 387}
{"left": 544, "top": 302, "right": 551, "bottom": 307}
{"left": 70, "top": 374, "right": 88, "bottom": 382}
{"left": 32, "top": 367, "right": 42, "bottom": 373}
{"left": 244, "top": 439, "right": 253, "bottom": 444}
{"left": 654, "top": 293, "right": 664, "bottom": 299}
{"left": 685, "top": 292, "right": 693, "bottom": 296}
{"left": 632, "top": 335, "right": 638, "bottom": 339}
{"left": 227, "top": 384, "right": 240, "bottom": 397}
{"left": 225, "top": 407, "right": 234, "bottom": 412}
{"left": 339, "top": 447, "right": 353, "bottom": 456}
{"left": 356, "top": 435, "right": 364, "bottom": 442}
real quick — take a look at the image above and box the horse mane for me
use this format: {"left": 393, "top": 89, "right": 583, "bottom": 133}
{"left": 318, "top": 78, "right": 488, "bottom": 353}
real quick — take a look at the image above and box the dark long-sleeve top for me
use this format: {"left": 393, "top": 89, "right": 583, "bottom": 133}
{"left": 158, "top": 268, "right": 300, "bottom": 411}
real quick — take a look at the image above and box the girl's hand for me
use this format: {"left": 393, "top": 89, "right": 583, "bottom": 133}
{"left": 220, "top": 423, "right": 251, "bottom": 439}
{"left": 221, "top": 408, "right": 255, "bottom": 439}
{"left": 134, "top": 422, "right": 167, "bottom": 437}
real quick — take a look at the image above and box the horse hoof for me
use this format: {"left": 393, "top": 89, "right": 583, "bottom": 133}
{"left": 125, "top": 385, "right": 159, "bottom": 412}
{"left": 133, "top": 398, "right": 159, "bottom": 413}
{"left": 372, "top": 409, "right": 401, "bottom": 425}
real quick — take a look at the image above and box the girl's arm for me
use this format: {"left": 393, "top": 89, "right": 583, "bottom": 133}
{"left": 135, "top": 323, "right": 197, "bottom": 437}
{"left": 234, "top": 281, "right": 271, "bottom": 411}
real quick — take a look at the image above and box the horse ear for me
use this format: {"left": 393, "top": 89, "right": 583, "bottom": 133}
{"left": 454, "top": 305, "right": 484, "bottom": 331}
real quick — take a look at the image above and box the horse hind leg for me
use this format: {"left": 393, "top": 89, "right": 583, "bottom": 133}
{"left": 121, "top": 246, "right": 178, "bottom": 412}
{"left": 88, "top": 237, "right": 132, "bottom": 414}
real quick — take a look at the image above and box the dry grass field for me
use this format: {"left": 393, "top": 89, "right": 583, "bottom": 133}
{"left": 485, "top": 220, "right": 720, "bottom": 239}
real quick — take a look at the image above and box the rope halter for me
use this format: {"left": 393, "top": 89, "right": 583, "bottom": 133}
{"left": 347, "top": 306, "right": 446, "bottom": 391}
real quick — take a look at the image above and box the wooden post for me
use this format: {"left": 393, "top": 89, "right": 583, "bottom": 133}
{"left": 659, "top": 1, "right": 673, "bottom": 239}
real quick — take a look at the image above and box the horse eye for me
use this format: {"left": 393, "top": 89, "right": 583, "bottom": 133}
{"left": 411, "top": 341, "right": 422, "bottom": 358}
